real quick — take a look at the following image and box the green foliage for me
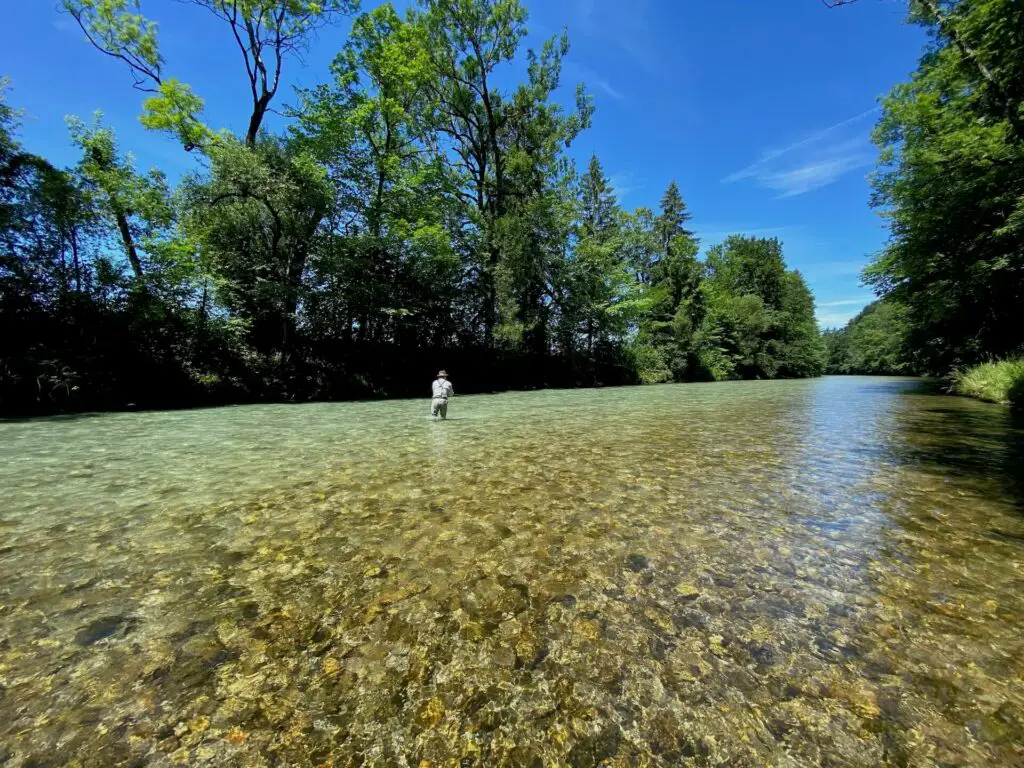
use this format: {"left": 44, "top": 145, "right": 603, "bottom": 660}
{"left": 952, "top": 358, "right": 1024, "bottom": 407}
{"left": 865, "top": 0, "right": 1024, "bottom": 373}
{"left": 653, "top": 181, "right": 693, "bottom": 251}
{"left": 633, "top": 181, "right": 702, "bottom": 379}
{"left": 554, "top": 154, "right": 648, "bottom": 357}
{"left": 61, "top": 0, "right": 163, "bottom": 86}
{"left": 180, "top": 136, "right": 334, "bottom": 363}
{"left": 696, "top": 236, "right": 824, "bottom": 380}
{"left": 3, "top": 0, "right": 829, "bottom": 415}
{"left": 824, "top": 300, "right": 914, "bottom": 375}
{"left": 628, "top": 343, "right": 672, "bottom": 384}
{"left": 139, "top": 80, "right": 211, "bottom": 151}
{"left": 62, "top": 0, "right": 357, "bottom": 148}
{"left": 67, "top": 113, "right": 177, "bottom": 281}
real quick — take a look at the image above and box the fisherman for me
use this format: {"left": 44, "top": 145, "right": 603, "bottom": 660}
{"left": 430, "top": 369, "right": 454, "bottom": 420}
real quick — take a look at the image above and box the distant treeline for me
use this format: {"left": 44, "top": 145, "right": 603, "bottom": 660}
{"left": 823, "top": 300, "right": 913, "bottom": 376}
{"left": 0, "top": 0, "right": 825, "bottom": 416}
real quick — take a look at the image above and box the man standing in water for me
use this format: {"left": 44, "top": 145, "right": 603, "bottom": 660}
{"left": 430, "top": 370, "right": 454, "bottom": 420}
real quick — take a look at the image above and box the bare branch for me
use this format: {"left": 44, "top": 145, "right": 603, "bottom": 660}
{"left": 220, "top": 1, "right": 260, "bottom": 106}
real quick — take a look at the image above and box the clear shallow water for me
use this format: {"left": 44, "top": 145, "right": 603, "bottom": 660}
{"left": 1, "top": 377, "right": 1023, "bottom": 767}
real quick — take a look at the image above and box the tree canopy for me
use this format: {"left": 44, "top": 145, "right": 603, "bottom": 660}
{"left": 832, "top": 0, "right": 1024, "bottom": 375}
{"left": 0, "top": 1, "right": 827, "bottom": 415}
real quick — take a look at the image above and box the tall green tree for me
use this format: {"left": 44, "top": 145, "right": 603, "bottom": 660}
{"left": 181, "top": 136, "right": 333, "bottom": 366}
{"left": 67, "top": 115, "right": 174, "bottom": 283}
{"left": 834, "top": 0, "right": 1024, "bottom": 372}
{"left": 490, "top": 31, "right": 591, "bottom": 352}
{"left": 698, "top": 235, "right": 823, "bottom": 379}
{"left": 634, "top": 181, "right": 703, "bottom": 379}
{"left": 555, "top": 154, "right": 645, "bottom": 358}
{"left": 653, "top": 180, "right": 693, "bottom": 252}
{"left": 413, "top": 0, "right": 591, "bottom": 345}
{"left": 294, "top": 3, "right": 460, "bottom": 350}
{"left": 579, "top": 154, "right": 618, "bottom": 242}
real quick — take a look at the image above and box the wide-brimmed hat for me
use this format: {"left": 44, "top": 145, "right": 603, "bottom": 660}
{"left": 437, "top": 370, "right": 448, "bottom": 377}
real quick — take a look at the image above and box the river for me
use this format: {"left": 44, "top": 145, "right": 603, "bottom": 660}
{"left": 1, "top": 377, "right": 1022, "bottom": 766}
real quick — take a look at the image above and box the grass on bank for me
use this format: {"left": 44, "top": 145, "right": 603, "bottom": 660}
{"left": 952, "top": 358, "right": 1024, "bottom": 407}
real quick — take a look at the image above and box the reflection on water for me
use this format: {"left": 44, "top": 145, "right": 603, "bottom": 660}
{"left": 1, "top": 377, "right": 1023, "bottom": 766}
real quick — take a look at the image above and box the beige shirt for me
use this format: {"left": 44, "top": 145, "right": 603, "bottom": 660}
{"left": 431, "top": 379, "right": 454, "bottom": 399}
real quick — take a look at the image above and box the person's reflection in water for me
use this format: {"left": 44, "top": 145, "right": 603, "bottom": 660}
{"left": 427, "top": 397, "right": 452, "bottom": 476}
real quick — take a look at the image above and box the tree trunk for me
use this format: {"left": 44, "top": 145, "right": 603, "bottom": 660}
{"left": 71, "top": 228, "right": 82, "bottom": 294}
{"left": 280, "top": 246, "right": 310, "bottom": 365}
{"left": 112, "top": 206, "right": 144, "bottom": 281}
{"left": 245, "top": 92, "right": 273, "bottom": 148}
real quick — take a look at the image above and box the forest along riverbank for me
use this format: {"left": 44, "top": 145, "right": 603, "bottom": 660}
{"left": 1, "top": 377, "right": 1022, "bottom": 766}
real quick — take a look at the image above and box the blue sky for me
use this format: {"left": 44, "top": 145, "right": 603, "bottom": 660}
{"left": 1, "top": 0, "right": 924, "bottom": 327}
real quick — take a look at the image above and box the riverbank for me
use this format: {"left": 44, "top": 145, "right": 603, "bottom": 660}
{"left": 952, "top": 358, "right": 1024, "bottom": 408}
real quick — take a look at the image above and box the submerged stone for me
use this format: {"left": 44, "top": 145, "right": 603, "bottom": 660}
{"left": 675, "top": 582, "right": 700, "bottom": 599}
{"left": 625, "top": 554, "right": 650, "bottom": 572}
{"left": 74, "top": 615, "right": 135, "bottom": 646}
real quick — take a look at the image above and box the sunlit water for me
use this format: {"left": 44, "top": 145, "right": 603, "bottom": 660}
{"left": 2, "top": 377, "right": 1023, "bottom": 767}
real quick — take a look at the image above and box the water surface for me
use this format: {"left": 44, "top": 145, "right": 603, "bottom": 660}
{"left": 2, "top": 377, "right": 1023, "bottom": 766}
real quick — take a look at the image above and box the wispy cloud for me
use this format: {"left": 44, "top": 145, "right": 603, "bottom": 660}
{"left": 564, "top": 61, "right": 624, "bottom": 102}
{"left": 816, "top": 296, "right": 873, "bottom": 326}
{"left": 803, "top": 260, "right": 868, "bottom": 278}
{"left": 762, "top": 152, "right": 874, "bottom": 197}
{"left": 609, "top": 171, "right": 640, "bottom": 200}
{"left": 724, "top": 108, "right": 877, "bottom": 184}
{"left": 817, "top": 309, "right": 863, "bottom": 329}
{"left": 574, "top": 0, "right": 658, "bottom": 73}
{"left": 591, "top": 77, "right": 624, "bottom": 101}
{"left": 817, "top": 297, "right": 872, "bottom": 308}
{"left": 52, "top": 15, "right": 78, "bottom": 34}
{"left": 694, "top": 224, "right": 800, "bottom": 243}
{"left": 723, "top": 107, "right": 879, "bottom": 197}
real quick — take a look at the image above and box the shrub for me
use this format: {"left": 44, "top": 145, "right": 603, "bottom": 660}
{"left": 628, "top": 343, "right": 672, "bottom": 384}
{"left": 952, "top": 358, "right": 1024, "bottom": 406}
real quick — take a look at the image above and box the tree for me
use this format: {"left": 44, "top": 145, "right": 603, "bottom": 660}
{"left": 862, "top": 0, "right": 1024, "bottom": 371}
{"left": 653, "top": 180, "right": 693, "bottom": 253}
{"left": 776, "top": 270, "right": 826, "bottom": 377}
{"left": 294, "top": 3, "right": 460, "bottom": 351}
{"left": 413, "top": 0, "right": 591, "bottom": 345}
{"left": 698, "top": 236, "right": 824, "bottom": 379}
{"left": 824, "top": 0, "right": 1024, "bottom": 142}
{"left": 705, "top": 235, "right": 786, "bottom": 311}
{"left": 67, "top": 114, "right": 173, "bottom": 283}
{"left": 181, "top": 136, "right": 333, "bottom": 366}
{"left": 556, "top": 154, "right": 646, "bottom": 359}
{"left": 579, "top": 154, "right": 618, "bottom": 242}
{"left": 62, "top": 0, "right": 358, "bottom": 148}
{"left": 635, "top": 181, "right": 703, "bottom": 380}
{"left": 824, "top": 300, "right": 913, "bottom": 375}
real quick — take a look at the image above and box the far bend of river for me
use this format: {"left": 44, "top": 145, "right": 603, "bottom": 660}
{"left": 2, "top": 377, "right": 1024, "bottom": 768}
